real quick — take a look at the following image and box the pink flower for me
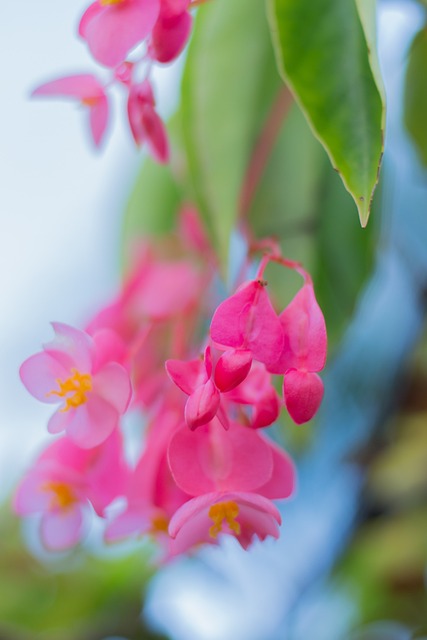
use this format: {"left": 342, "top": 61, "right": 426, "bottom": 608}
{"left": 32, "top": 74, "right": 109, "bottom": 147}
{"left": 79, "top": 0, "right": 160, "bottom": 68}
{"left": 210, "top": 279, "right": 284, "bottom": 368}
{"left": 127, "top": 80, "right": 169, "bottom": 163}
{"left": 14, "top": 431, "right": 128, "bottom": 551}
{"left": 168, "top": 491, "right": 282, "bottom": 555}
{"left": 20, "top": 323, "right": 132, "bottom": 448}
{"left": 268, "top": 276, "right": 327, "bottom": 424}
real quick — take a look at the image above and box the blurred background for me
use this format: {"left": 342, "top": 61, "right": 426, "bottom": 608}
{"left": 2, "top": 1, "right": 427, "bottom": 639}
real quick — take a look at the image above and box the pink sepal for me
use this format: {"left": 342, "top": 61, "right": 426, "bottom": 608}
{"left": 283, "top": 369, "right": 324, "bottom": 424}
{"left": 210, "top": 280, "right": 283, "bottom": 367}
{"left": 167, "top": 421, "right": 273, "bottom": 495}
{"left": 257, "top": 437, "right": 296, "bottom": 500}
{"left": 165, "top": 357, "right": 206, "bottom": 395}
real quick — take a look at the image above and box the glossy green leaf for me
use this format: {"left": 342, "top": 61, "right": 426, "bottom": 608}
{"left": 267, "top": 0, "right": 385, "bottom": 226}
{"left": 404, "top": 25, "right": 427, "bottom": 167}
{"left": 181, "top": 0, "right": 282, "bottom": 270}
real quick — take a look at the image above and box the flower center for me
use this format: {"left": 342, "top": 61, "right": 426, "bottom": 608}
{"left": 150, "top": 513, "right": 169, "bottom": 535}
{"left": 81, "top": 96, "right": 100, "bottom": 108}
{"left": 48, "top": 369, "right": 92, "bottom": 411}
{"left": 99, "top": 0, "right": 126, "bottom": 5}
{"left": 43, "top": 481, "right": 77, "bottom": 510}
{"left": 208, "top": 500, "right": 241, "bottom": 538}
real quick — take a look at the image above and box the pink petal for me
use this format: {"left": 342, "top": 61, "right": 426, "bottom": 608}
{"left": 251, "top": 387, "right": 281, "bottom": 429}
{"left": 210, "top": 280, "right": 284, "bottom": 367}
{"left": 165, "top": 357, "right": 206, "bottom": 395}
{"left": 168, "top": 422, "right": 273, "bottom": 495}
{"left": 85, "top": 430, "right": 129, "bottom": 515}
{"left": 91, "top": 328, "right": 128, "bottom": 371}
{"left": 105, "top": 505, "right": 151, "bottom": 541}
{"left": 40, "top": 505, "right": 83, "bottom": 551}
{"left": 65, "top": 394, "right": 119, "bottom": 448}
{"left": 214, "top": 349, "right": 252, "bottom": 393}
{"left": 89, "top": 94, "right": 109, "bottom": 147}
{"left": 14, "top": 471, "right": 52, "bottom": 515}
{"left": 81, "top": 0, "right": 161, "bottom": 68}
{"left": 160, "top": 0, "right": 190, "bottom": 19}
{"left": 150, "top": 10, "right": 192, "bottom": 63}
{"left": 46, "top": 323, "right": 94, "bottom": 373}
{"left": 47, "top": 408, "right": 74, "bottom": 435}
{"left": 20, "top": 352, "right": 69, "bottom": 404}
{"left": 270, "top": 282, "right": 327, "bottom": 374}
{"left": 283, "top": 369, "right": 324, "bottom": 424}
{"left": 184, "top": 380, "right": 220, "bottom": 430}
{"left": 78, "top": 2, "right": 103, "bottom": 38}
{"left": 140, "top": 104, "right": 170, "bottom": 163}
{"left": 257, "top": 437, "right": 296, "bottom": 499}
{"left": 92, "top": 362, "right": 132, "bottom": 415}
{"left": 32, "top": 74, "right": 105, "bottom": 100}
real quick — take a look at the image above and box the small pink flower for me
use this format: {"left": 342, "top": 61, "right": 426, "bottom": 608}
{"left": 14, "top": 431, "right": 128, "bottom": 551}
{"left": 268, "top": 277, "right": 327, "bottom": 424}
{"left": 79, "top": 0, "right": 160, "bottom": 68}
{"left": 20, "top": 323, "right": 132, "bottom": 448}
{"left": 32, "top": 74, "right": 109, "bottom": 147}
{"left": 127, "top": 80, "right": 169, "bottom": 163}
{"left": 168, "top": 491, "right": 282, "bottom": 555}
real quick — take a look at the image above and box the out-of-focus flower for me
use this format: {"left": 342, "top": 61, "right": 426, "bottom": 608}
{"left": 127, "top": 80, "right": 169, "bottom": 163}
{"left": 32, "top": 74, "right": 109, "bottom": 147}
{"left": 20, "top": 323, "right": 132, "bottom": 448}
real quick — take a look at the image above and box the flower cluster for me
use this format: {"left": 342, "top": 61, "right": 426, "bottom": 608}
{"left": 15, "top": 209, "right": 326, "bottom": 556}
{"left": 32, "top": 0, "right": 202, "bottom": 154}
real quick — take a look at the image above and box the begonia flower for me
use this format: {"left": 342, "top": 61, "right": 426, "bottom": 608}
{"left": 20, "top": 323, "right": 132, "bottom": 448}
{"left": 32, "top": 74, "right": 109, "bottom": 147}
{"left": 168, "top": 491, "right": 282, "bottom": 555}
{"left": 149, "top": 0, "right": 192, "bottom": 64}
{"left": 268, "top": 276, "right": 327, "bottom": 424}
{"left": 210, "top": 279, "right": 284, "bottom": 368}
{"left": 14, "top": 431, "right": 128, "bottom": 551}
{"left": 127, "top": 80, "right": 169, "bottom": 163}
{"left": 79, "top": 0, "right": 160, "bottom": 68}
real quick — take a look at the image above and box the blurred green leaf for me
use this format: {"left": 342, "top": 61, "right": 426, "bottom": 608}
{"left": 404, "top": 25, "right": 427, "bottom": 167}
{"left": 267, "top": 0, "right": 385, "bottom": 226}
{"left": 181, "top": 0, "right": 281, "bottom": 271}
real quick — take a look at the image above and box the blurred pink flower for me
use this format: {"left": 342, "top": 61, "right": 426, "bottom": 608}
{"left": 32, "top": 74, "right": 109, "bottom": 147}
{"left": 127, "top": 80, "right": 169, "bottom": 163}
{"left": 20, "top": 323, "right": 132, "bottom": 448}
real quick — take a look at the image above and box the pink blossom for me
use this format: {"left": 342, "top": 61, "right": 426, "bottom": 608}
{"left": 20, "top": 323, "right": 132, "bottom": 448}
{"left": 79, "top": 0, "right": 160, "bottom": 68}
{"left": 210, "top": 279, "right": 284, "bottom": 368}
{"left": 127, "top": 80, "right": 169, "bottom": 163}
{"left": 32, "top": 74, "right": 109, "bottom": 147}
{"left": 14, "top": 431, "right": 128, "bottom": 551}
{"left": 268, "top": 277, "right": 327, "bottom": 424}
{"left": 168, "top": 491, "right": 282, "bottom": 555}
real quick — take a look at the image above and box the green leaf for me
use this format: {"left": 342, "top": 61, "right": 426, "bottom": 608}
{"left": 181, "top": 0, "right": 282, "bottom": 271}
{"left": 404, "top": 25, "right": 427, "bottom": 167}
{"left": 267, "top": 0, "right": 385, "bottom": 226}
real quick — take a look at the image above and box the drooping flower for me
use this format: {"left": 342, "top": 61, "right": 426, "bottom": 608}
{"left": 149, "top": 0, "right": 192, "bottom": 64}
{"left": 78, "top": 0, "right": 161, "bottom": 68}
{"left": 32, "top": 74, "right": 109, "bottom": 147}
{"left": 14, "top": 431, "right": 128, "bottom": 550}
{"left": 168, "top": 491, "right": 282, "bottom": 555}
{"left": 127, "top": 80, "right": 169, "bottom": 163}
{"left": 20, "top": 323, "right": 132, "bottom": 448}
{"left": 268, "top": 275, "right": 327, "bottom": 424}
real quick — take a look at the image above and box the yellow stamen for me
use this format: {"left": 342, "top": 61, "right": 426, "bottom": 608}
{"left": 81, "top": 96, "right": 99, "bottom": 107}
{"left": 43, "top": 481, "right": 77, "bottom": 510}
{"left": 100, "top": 0, "right": 126, "bottom": 5}
{"left": 208, "top": 500, "right": 241, "bottom": 538}
{"left": 150, "top": 514, "right": 169, "bottom": 535}
{"left": 47, "top": 369, "right": 92, "bottom": 411}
